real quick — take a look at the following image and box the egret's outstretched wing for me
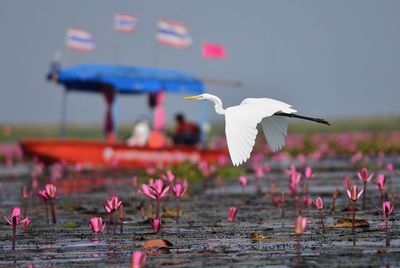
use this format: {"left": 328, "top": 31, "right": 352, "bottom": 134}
{"left": 225, "top": 98, "right": 296, "bottom": 166}
{"left": 261, "top": 116, "right": 288, "bottom": 152}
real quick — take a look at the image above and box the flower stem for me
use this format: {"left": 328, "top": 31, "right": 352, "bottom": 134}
{"left": 362, "top": 182, "right": 366, "bottom": 210}
{"left": 352, "top": 202, "right": 355, "bottom": 234}
{"left": 12, "top": 225, "right": 16, "bottom": 250}
{"left": 319, "top": 209, "right": 325, "bottom": 233}
{"left": 156, "top": 200, "right": 160, "bottom": 219}
{"left": 44, "top": 201, "right": 49, "bottom": 225}
{"left": 113, "top": 212, "right": 117, "bottom": 235}
{"left": 49, "top": 199, "right": 57, "bottom": 224}
{"left": 176, "top": 198, "right": 180, "bottom": 224}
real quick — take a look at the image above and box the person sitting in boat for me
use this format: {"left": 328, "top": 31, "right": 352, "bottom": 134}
{"left": 126, "top": 117, "right": 150, "bottom": 146}
{"left": 173, "top": 113, "right": 201, "bottom": 145}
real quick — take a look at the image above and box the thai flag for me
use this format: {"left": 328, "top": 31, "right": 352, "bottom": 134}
{"left": 66, "top": 27, "right": 95, "bottom": 52}
{"left": 114, "top": 13, "right": 138, "bottom": 32}
{"left": 156, "top": 19, "right": 192, "bottom": 48}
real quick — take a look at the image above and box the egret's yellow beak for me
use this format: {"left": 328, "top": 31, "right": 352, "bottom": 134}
{"left": 184, "top": 95, "right": 202, "bottom": 100}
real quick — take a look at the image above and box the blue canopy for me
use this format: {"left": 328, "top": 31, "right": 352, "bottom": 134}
{"left": 48, "top": 64, "right": 204, "bottom": 94}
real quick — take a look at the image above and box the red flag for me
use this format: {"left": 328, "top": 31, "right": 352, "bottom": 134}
{"left": 202, "top": 42, "right": 227, "bottom": 59}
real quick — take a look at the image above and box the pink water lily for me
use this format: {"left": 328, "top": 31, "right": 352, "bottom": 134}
{"left": 313, "top": 196, "right": 324, "bottom": 210}
{"left": 304, "top": 166, "right": 313, "bottom": 179}
{"left": 90, "top": 216, "right": 106, "bottom": 234}
{"left": 163, "top": 170, "right": 175, "bottom": 186}
{"left": 151, "top": 218, "right": 161, "bottom": 233}
{"left": 376, "top": 174, "right": 385, "bottom": 192}
{"left": 343, "top": 176, "right": 351, "bottom": 190}
{"left": 383, "top": 201, "right": 394, "bottom": 218}
{"left": 44, "top": 183, "right": 57, "bottom": 224}
{"left": 294, "top": 216, "right": 307, "bottom": 235}
{"left": 142, "top": 179, "right": 169, "bottom": 219}
{"left": 347, "top": 185, "right": 364, "bottom": 202}
{"left": 358, "top": 168, "right": 374, "bottom": 183}
{"left": 346, "top": 185, "right": 364, "bottom": 233}
{"left": 104, "top": 196, "right": 123, "bottom": 234}
{"left": 227, "top": 207, "right": 237, "bottom": 222}
{"left": 131, "top": 251, "right": 147, "bottom": 268}
{"left": 172, "top": 181, "right": 188, "bottom": 223}
{"left": 313, "top": 197, "right": 325, "bottom": 233}
{"left": 4, "top": 207, "right": 30, "bottom": 250}
{"left": 37, "top": 190, "right": 49, "bottom": 224}
{"left": 172, "top": 182, "right": 187, "bottom": 198}
{"left": 383, "top": 201, "right": 394, "bottom": 234}
{"left": 104, "top": 196, "right": 123, "bottom": 213}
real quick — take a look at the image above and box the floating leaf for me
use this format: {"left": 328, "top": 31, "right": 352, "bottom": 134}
{"left": 143, "top": 239, "right": 173, "bottom": 248}
{"left": 331, "top": 218, "right": 369, "bottom": 228}
{"left": 251, "top": 233, "right": 272, "bottom": 242}
{"left": 162, "top": 207, "right": 178, "bottom": 218}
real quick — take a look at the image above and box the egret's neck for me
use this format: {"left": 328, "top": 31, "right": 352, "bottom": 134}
{"left": 207, "top": 95, "right": 225, "bottom": 115}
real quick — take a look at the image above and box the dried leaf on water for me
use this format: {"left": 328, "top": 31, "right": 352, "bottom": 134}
{"left": 251, "top": 233, "right": 272, "bottom": 242}
{"left": 162, "top": 206, "right": 178, "bottom": 218}
{"left": 331, "top": 218, "right": 369, "bottom": 228}
{"left": 143, "top": 239, "right": 173, "bottom": 248}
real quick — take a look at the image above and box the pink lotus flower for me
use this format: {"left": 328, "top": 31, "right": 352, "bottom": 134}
{"left": 131, "top": 251, "right": 147, "bottom": 268}
{"left": 346, "top": 185, "right": 364, "bottom": 202}
{"left": 273, "top": 195, "right": 280, "bottom": 208}
{"left": 151, "top": 218, "right": 161, "bottom": 233}
{"left": 4, "top": 207, "right": 29, "bottom": 227}
{"left": 313, "top": 196, "right": 325, "bottom": 233}
{"left": 376, "top": 174, "right": 385, "bottom": 192}
{"left": 383, "top": 201, "right": 394, "bottom": 218}
{"left": 141, "top": 179, "right": 169, "bottom": 200}
{"left": 227, "top": 207, "right": 237, "bottom": 222}
{"left": 313, "top": 196, "right": 324, "bottom": 210}
{"left": 45, "top": 184, "right": 57, "bottom": 199}
{"left": 172, "top": 182, "right": 187, "bottom": 198}
{"left": 358, "top": 168, "right": 374, "bottom": 183}
{"left": 386, "top": 163, "right": 394, "bottom": 173}
{"left": 90, "top": 216, "right": 106, "bottom": 234}
{"left": 4, "top": 207, "right": 30, "bottom": 250}
{"left": 304, "top": 166, "right": 313, "bottom": 179}
{"left": 104, "top": 196, "right": 123, "bottom": 214}
{"left": 294, "top": 216, "right": 307, "bottom": 235}
{"left": 239, "top": 176, "right": 247, "bottom": 187}
{"left": 163, "top": 170, "right": 175, "bottom": 185}
{"left": 343, "top": 176, "right": 351, "bottom": 190}
{"left": 104, "top": 196, "right": 123, "bottom": 234}
{"left": 172, "top": 181, "right": 188, "bottom": 223}
{"left": 37, "top": 190, "right": 49, "bottom": 224}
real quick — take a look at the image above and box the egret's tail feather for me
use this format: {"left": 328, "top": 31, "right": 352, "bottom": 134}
{"left": 275, "top": 112, "right": 330, "bottom": 126}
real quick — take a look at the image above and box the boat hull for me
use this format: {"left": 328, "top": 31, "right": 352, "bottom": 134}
{"left": 19, "top": 139, "right": 228, "bottom": 168}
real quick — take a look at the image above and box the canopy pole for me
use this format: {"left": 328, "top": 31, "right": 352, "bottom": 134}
{"left": 199, "top": 100, "right": 207, "bottom": 147}
{"left": 59, "top": 88, "right": 68, "bottom": 137}
{"left": 113, "top": 93, "right": 120, "bottom": 139}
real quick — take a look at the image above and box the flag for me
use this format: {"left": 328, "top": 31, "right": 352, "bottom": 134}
{"left": 156, "top": 19, "right": 192, "bottom": 48}
{"left": 114, "top": 13, "right": 138, "bottom": 32}
{"left": 66, "top": 27, "right": 95, "bottom": 51}
{"left": 202, "top": 42, "right": 227, "bottom": 59}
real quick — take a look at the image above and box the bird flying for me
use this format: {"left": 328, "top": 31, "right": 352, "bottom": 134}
{"left": 184, "top": 93, "right": 329, "bottom": 166}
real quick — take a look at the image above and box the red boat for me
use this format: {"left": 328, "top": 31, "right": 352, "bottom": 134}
{"left": 20, "top": 139, "right": 227, "bottom": 168}
{"left": 19, "top": 64, "right": 230, "bottom": 168}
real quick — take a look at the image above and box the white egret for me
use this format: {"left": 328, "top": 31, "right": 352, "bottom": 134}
{"left": 184, "top": 93, "right": 329, "bottom": 166}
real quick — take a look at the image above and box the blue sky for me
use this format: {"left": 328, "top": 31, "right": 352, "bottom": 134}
{"left": 1, "top": 0, "right": 400, "bottom": 125}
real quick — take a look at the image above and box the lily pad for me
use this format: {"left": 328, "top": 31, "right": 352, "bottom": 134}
{"left": 331, "top": 218, "right": 370, "bottom": 228}
{"left": 162, "top": 207, "right": 179, "bottom": 218}
{"left": 251, "top": 233, "right": 272, "bottom": 242}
